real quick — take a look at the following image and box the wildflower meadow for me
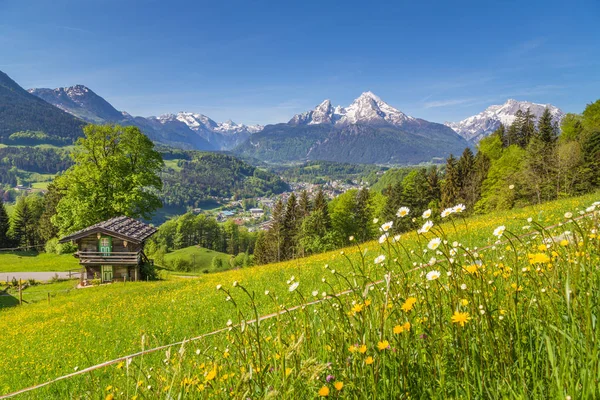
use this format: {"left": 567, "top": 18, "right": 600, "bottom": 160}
{"left": 1, "top": 192, "right": 599, "bottom": 399}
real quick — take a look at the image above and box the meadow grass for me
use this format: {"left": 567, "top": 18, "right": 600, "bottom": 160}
{"left": 0, "top": 191, "right": 598, "bottom": 398}
{"left": 0, "top": 251, "right": 79, "bottom": 273}
{"left": 163, "top": 245, "right": 232, "bottom": 275}
{"left": 0, "top": 280, "right": 78, "bottom": 308}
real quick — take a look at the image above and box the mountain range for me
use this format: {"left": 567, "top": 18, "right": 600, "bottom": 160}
{"left": 234, "top": 92, "right": 470, "bottom": 164}
{"left": 0, "top": 69, "right": 566, "bottom": 165}
{"left": 445, "top": 99, "right": 565, "bottom": 143}
{"left": 28, "top": 86, "right": 261, "bottom": 151}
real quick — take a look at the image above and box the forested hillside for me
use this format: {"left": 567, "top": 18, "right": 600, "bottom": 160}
{"left": 160, "top": 152, "right": 289, "bottom": 207}
{"left": 0, "top": 71, "right": 85, "bottom": 143}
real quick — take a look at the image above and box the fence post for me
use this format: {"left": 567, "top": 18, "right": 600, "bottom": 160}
{"left": 48, "top": 292, "right": 50, "bottom": 305}
{"left": 18, "top": 279, "right": 22, "bottom": 306}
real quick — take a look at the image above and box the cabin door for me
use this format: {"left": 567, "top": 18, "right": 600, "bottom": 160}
{"left": 101, "top": 265, "right": 113, "bottom": 282}
{"left": 99, "top": 236, "right": 112, "bottom": 256}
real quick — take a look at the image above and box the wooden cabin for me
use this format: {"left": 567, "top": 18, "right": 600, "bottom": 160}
{"left": 59, "top": 216, "right": 157, "bottom": 283}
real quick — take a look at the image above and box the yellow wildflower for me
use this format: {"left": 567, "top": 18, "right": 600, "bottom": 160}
{"left": 365, "top": 356, "right": 374, "bottom": 365}
{"left": 460, "top": 299, "right": 469, "bottom": 306}
{"left": 348, "top": 345, "right": 357, "bottom": 353}
{"left": 352, "top": 304, "right": 364, "bottom": 313}
{"left": 403, "top": 321, "right": 411, "bottom": 331}
{"left": 401, "top": 297, "right": 417, "bottom": 312}
{"left": 377, "top": 340, "right": 390, "bottom": 350}
{"left": 393, "top": 325, "right": 404, "bottom": 334}
{"left": 359, "top": 344, "right": 367, "bottom": 354}
{"left": 318, "top": 386, "right": 330, "bottom": 396}
{"left": 451, "top": 311, "right": 471, "bottom": 327}
{"left": 334, "top": 381, "right": 344, "bottom": 391}
{"left": 105, "top": 395, "right": 114, "bottom": 400}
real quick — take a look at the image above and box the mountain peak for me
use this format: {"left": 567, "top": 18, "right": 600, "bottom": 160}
{"left": 446, "top": 99, "right": 564, "bottom": 142}
{"left": 289, "top": 92, "right": 414, "bottom": 127}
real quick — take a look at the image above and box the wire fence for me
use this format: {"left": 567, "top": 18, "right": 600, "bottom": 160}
{"left": 0, "top": 210, "right": 596, "bottom": 399}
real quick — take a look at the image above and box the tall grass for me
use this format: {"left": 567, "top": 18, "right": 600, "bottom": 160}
{"left": 1, "top": 193, "right": 599, "bottom": 398}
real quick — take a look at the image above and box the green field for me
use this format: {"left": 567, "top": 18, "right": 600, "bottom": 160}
{"left": 0, "top": 251, "right": 79, "bottom": 273}
{"left": 0, "top": 192, "right": 598, "bottom": 398}
{"left": 0, "top": 280, "right": 77, "bottom": 308}
{"left": 162, "top": 245, "right": 232, "bottom": 275}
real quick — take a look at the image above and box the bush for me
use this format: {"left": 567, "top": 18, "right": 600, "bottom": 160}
{"left": 45, "top": 238, "right": 58, "bottom": 254}
{"left": 170, "top": 258, "right": 191, "bottom": 272}
{"left": 55, "top": 242, "right": 77, "bottom": 255}
{"left": 211, "top": 257, "right": 223, "bottom": 269}
{"left": 140, "top": 262, "right": 158, "bottom": 281}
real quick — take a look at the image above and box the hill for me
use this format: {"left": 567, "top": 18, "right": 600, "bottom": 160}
{"left": 162, "top": 245, "right": 231, "bottom": 274}
{"left": 0, "top": 70, "right": 85, "bottom": 143}
{"left": 0, "top": 191, "right": 597, "bottom": 397}
{"left": 234, "top": 92, "right": 469, "bottom": 164}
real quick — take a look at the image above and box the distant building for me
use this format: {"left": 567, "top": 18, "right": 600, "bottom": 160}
{"left": 250, "top": 208, "right": 264, "bottom": 216}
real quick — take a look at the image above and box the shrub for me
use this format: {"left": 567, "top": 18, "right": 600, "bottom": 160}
{"left": 45, "top": 238, "right": 58, "bottom": 254}
{"left": 140, "top": 262, "right": 158, "bottom": 281}
{"left": 55, "top": 242, "right": 77, "bottom": 255}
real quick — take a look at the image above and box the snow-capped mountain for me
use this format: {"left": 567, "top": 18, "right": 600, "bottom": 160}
{"left": 236, "top": 91, "right": 468, "bottom": 165}
{"left": 446, "top": 99, "right": 564, "bottom": 143}
{"left": 155, "top": 112, "right": 263, "bottom": 148}
{"left": 290, "top": 91, "right": 415, "bottom": 126}
{"left": 28, "top": 85, "right": 125, "bottom": 123}
{"left": 28, "top": 84, "right": 262, "bottom": 150}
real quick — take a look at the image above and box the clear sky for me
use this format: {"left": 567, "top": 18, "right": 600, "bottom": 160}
{"left": 1, "top": 0, "right": 599, "bottom": 125}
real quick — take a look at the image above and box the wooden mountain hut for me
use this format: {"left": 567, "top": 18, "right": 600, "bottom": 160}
{"left": 59, "top": 216, "right": 157, "bottom": 283}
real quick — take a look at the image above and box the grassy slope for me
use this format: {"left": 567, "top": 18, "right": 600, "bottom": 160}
{"left": 0, "top": 191, "right": 598, "bottom": 396}
{"left": 0, "top": 251, "right": 79, "bottom": 272}
{"left": 163, "top": 245, "right": 231, "bottom": 275}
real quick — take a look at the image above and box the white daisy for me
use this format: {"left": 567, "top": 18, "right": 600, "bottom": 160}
{"left": 396, "top": 207, "right": 410, "bottom": 217}
{"left": 426, "top": 270, "right": 441, "bottom": 281}
{"left": 427, "top": 237, "right": 442, "bottom": 250}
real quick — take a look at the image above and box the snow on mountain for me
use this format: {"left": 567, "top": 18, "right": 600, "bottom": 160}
{"left": 446, "top": 99, "right": 564, "bottom": 143}
{"left": 290, "top": 91, "right": 415, "bottom": 127}
{"left": 28, "top": 85, "right": 125, "bottom": 123}
{"left": 157, "top": 112, "right": 263, "bottom": 136}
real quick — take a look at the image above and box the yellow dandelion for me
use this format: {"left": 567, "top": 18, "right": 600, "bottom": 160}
{"left": 318, "top": 386, "right": 330, "bottom": 396}
{"left": 401, "top": 297, "right": 417, "bottom": 312}
{"left": 358, "top": 344, "right": 367, "bottom": 354}
{"left": 105, "top": 395, "right": 114, "bottom": 400}
{"left": 377, "top": 340, "right": 390, "bottom": 350}
{"left": 365, "top": 356, "right": 374, "bottom": 365}
{"left": 460, "top": 299, "right": 469, "bottom": 306}
{"left": 352, "top": 304, "right": 364, "bottom": 313}
{"left": 334, "top": 381, "right": 344, "bottom": 391}
{"left": 348, "top": 345, "right": 357, "bottom": 353}
{"left": 393, "top": 325, "right": 404, "bottom": 334}
{"left": 451, "top": 311, "right": 471, "bottom": 327}
{"left": 403, "top": 321, "right": 411, "bottom": 331}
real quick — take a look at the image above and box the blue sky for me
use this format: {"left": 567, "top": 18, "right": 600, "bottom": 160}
{"left": 1, "top": 0, "right": 599, "bottom": 125}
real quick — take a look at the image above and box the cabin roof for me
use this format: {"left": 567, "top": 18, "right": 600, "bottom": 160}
{"left": 59, "top": 216, "right": 157, "bottom": 244}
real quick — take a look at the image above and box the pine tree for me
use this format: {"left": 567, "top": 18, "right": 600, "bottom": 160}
{"left": 268, "top": 199, "right": 285, "bottom": 262}
{"left": 282, "top": 193, "right": 299, "bottom": 260}
{"left": 457, "top": 147, "right": 475, "bottom": 202}
{"left": 507, "top": 110, "right": 525, "bottom": 147}
{"left": 493, "top": 124, "right": 507, "bottom": 147}
{"left": 426, "top": 166, "right": 441, "bottom": 206}
{"left": 38, "top": 182, "right": 62, "bottom": 243}
{"left": 0, "top": 197, "right": 10, "bottom": 248}
{"left": 10, "top": 195, "right": 42, "bottom": 248}
{"left": 313, "top": 189, "right": 331, "bottom": 230}
{"left": 537, "top": 108, "right": 558, "bottom": 144}
{"left": 298, "top": 190, "right": 311, "bottom": 218}
{"left": 382, "top": 181, "right": 403, "bottom": 224}
{"left": 521, "top": 108, "right": 537, "bottom": 147}
{"left": 441, "top": 154, "right": 459, "bottom": 208}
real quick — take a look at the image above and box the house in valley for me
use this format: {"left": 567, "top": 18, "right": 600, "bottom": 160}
{"left": 59, "top": 216, "right": 157, "bottom": 283}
